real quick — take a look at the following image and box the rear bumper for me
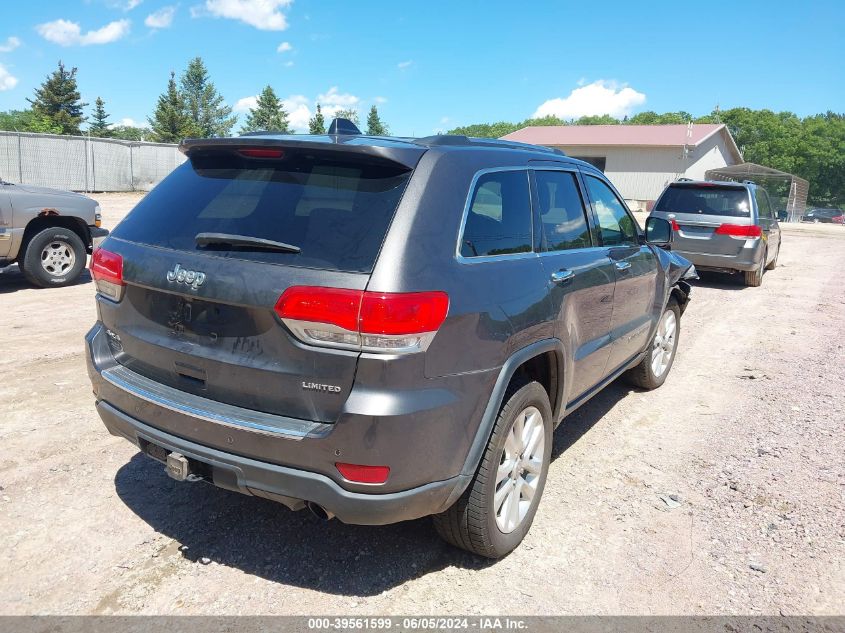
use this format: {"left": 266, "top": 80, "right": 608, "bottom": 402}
{"left": 97, "top": 400, "right": 468, "bottom": 525}
{"left": 672, "top": 247, "right": 762, "bottom": 273}
{"left": 90, "top": 226, "right": 109, "bottom": 250}
{"left": 85, "top": 323, "right": 481, "bottom": 524}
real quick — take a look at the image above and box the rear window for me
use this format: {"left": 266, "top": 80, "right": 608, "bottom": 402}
{"left": 655, "top": 185, "right": 751, "bottom": 217}
{"left": 111, "top": 150, "right": 412, "bottom": 272}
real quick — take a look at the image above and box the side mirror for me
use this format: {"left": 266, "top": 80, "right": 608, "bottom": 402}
{"left": 645, "top": 216, "right": 673, "bottom": 248}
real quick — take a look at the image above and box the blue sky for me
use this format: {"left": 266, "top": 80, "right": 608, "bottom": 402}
{"left": 1, "top": 0, "right": 843, "bottom": 136}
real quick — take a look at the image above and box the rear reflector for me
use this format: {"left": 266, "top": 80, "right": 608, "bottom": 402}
{"left": 238, "top": 148, "right": 284, "bottom": 159}
{"left": 90, "top": 247, "right": 125, "bottom": 300}
{"left": 274, "top": 286, "right": 449, "bottom": 353}
{"left": 335, "top": 462, "right": 390, "bottom": 484}
{"left": 714, "top": 223, "right": 762, "bottom": 238}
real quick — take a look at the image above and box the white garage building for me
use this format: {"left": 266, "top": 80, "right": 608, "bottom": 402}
{"left": 501, "top": 124, "right": 743, "bottom": 211}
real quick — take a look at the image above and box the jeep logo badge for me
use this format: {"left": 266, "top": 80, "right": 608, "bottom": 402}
{"left": 166, "top": 263, "right": 206, "bottom": 290}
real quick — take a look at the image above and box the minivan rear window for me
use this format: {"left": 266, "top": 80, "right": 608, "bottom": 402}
{"left": 655, "top": 185, "right": 751, "bottom": 217}
{"left": 111, "top": 150, "right": 412, "bottom": 272}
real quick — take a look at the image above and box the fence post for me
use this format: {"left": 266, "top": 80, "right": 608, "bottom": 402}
{"left": 129, "top": 143, "right": 135, "bottom": 192}
{"left": 84, "top": 133, "right": 90, "bottom": 193}
{"left": 17, "top": 133, "right": 23, "bottom": 183}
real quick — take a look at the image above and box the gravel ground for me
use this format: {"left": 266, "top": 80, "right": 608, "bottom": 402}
{"left": 0, "top": 192, "right": 843, "bottom": 614}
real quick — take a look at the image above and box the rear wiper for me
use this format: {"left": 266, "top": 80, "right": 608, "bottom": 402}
{"left": 195, "top": 232, "right": 301, "bottom": 253}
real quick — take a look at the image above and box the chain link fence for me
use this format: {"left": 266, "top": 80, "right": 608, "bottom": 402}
{"left": 0, "top": 131, "right": 185, "bottom": 193}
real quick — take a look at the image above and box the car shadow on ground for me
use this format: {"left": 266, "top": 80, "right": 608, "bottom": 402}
{"left": 688, "top": 270, "right": 749, "bottom": 291}
{"left": 0, "top": 264, "right": 92, "bottom": 294}
{"left": 113, "top": 377, "right": 635, "bottom": 596}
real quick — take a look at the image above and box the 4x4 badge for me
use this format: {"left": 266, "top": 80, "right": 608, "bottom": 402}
{"left": 166, "top": 263, "right": 206, "bottom": 290}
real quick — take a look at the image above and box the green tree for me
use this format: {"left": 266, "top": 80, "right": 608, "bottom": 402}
{"left": 333, "top": 108, "right": 359, "bottom": 126}
{"left": 179, "top": 57, "right": 236, "bottom": 137}
{"left": 27, "top": 61, "right": 88, "bottom": 135}
{"left": 574, "top": 114, "right": 619, "bottom": 125}
{"left": 365, "top": 105, "right": 388, "bottom": 135}
{"left": 89, "top": 97, "right": 112, "bottom": 137}
{"left": 110, "top": 125, "right": 152, "bottom": 141}
{"left": 0, "top": 109, "right": 63, "bottom": 134}
{"left": 148, "top": 71, "right": 194, "bottom": 143}
{"left": 308, "top": 104, "right": 326, "bottom": 134}
{"left": 241, "top": 85, "right": 289, "bottom": 133}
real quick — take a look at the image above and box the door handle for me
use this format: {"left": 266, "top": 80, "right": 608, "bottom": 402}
{"left": 614, "top": 261, "right": 632, "bottom": 272}
{"left": 550, "top": 269, "right": 575, "bottom": 284}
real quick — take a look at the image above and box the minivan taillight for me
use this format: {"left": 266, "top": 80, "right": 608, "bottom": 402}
{"left": 90, "top": 247, "right": 125, "bottom": 301}
{"left": 714, "top": 223, "right": 762, "bottom": 238}
{"left": 274, "top": 286, "right": 449, "bottom": 353}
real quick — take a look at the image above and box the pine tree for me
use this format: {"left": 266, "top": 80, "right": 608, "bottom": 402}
{"left": 27, "top": 61, "right": 88, "bottom": 135}
{"left": 333, "top": 108, "right": 359, "bottom": 126}
{"left": 148, "top": 71, "right": 194, "bottom": 143}
{"left": 241, "top": 85, "right": 289, "bottom": 133}
{"left": 89, "top": 97, "right": 112, "bottom": 137}
{"left": 365, "top": 105, "right": 388, "bottom": 135}
{"left": 308, "top": 104, "right": 326, "bottom": 134}
{"left": 180, "top": 57, "right": 236, "bottom": 138}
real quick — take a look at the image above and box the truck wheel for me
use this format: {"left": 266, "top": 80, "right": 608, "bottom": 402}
{"left": 433, "top": 379, "right": 552, "bottom": 559}
{"left": 743, "top": 250, "right": 766, "bottom": 287}
{"left": 20, "top": 227, "right": 87, "bottom": 288}
{"left": 624, "top": 298, "right": 680, "bottom": 390}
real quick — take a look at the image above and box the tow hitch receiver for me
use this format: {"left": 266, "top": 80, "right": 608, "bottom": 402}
{"left": 166, "top": 452, "right": 190, "bottom": 481}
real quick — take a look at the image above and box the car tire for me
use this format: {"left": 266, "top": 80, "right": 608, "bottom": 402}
{"left": 765, "top": 240, "right": 780, "bottom": 270}
{"left": 433, "top": 379, "right": 552, "bottom": 559}
{"left": 743, "top": 249, "right": 766, "bottom": 287}
{"left": 624, "top": 298, "right": 681, "bottom": 390}
{"left": 20, "top": 227, "right": 87, "bottom": 288}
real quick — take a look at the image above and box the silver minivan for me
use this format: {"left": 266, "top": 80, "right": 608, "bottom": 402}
{"left": 649, "top": 180, "right": 781, "bottom": 287}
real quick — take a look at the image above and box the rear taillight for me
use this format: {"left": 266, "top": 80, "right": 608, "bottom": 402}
{"left": 90, "top": 247, "right": 125, "bottom": 301}
{"left": 670, "top": 219, "right": 680, "bottom": 231}
{"left": 274, "top": 286, "right": 449, "bottom": 353}
{"left": 335, "top": 462, "right": 390, "bottom": 485}
{"left": 238, "top": 148, "right": 284, "bottom": 159}
{"left": 714, "top": 223, "right": 762, "bottom": 238}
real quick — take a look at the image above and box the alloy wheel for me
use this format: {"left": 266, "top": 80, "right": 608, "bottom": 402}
{"left": 494, "top": 406, "right": 545, "bottom": 533}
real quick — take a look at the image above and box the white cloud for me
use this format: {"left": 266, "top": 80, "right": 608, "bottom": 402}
{"left": 110, "top": 117, "right": 138, "bottom": 127}
{"left": 200, "top": 0, "right": 292, "bottom": 30}
{"left": 276, "top": 41, "right": 292, "bottom": 53}
{"left": 233, "top": 95, "right": 258, "bottom": 112}
{"left": 145, "top": 6, "right": 176, "bottom": 29}
{"left": 397, "top": 60, "right": 413, "bottom": 70}
{"left": 316, "top": 86, "right": 359, "bottom": 112}
{"left": 124, "top": 0, "right": 143, "bottom": 10}
{"left": 284, "top": 60, "right": 294, "bottom": 67}
{"left": 0, "top": 64, "right": 18, "bottom": 91}
{"left": 36, "top": 19, "right": 131, "bottom": 46}
{"left": 532, "top": 80, "right": 646, "bottom": 119}
{"left": 374, "top": 96, "right": 387, "bottom": 104}
{"left": 283, "top": 95, "right": 310, "bottom": 131}
{"left": 0, "top": 36, "right": 21, "bottom": 53}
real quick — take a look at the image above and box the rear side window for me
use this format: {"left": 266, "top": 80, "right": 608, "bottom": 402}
{"left": 535, "top": 170, "right": 591, "bottom": 251}
{"left": 110, "top": 150, "right": 412, "bottom": 273}
{"left": 755, "top": 189, "right": 773, "bottom": 219}
{"left": 655, "top": 185, "right": 751, "bottom": 217}
{"left": 460, "top": 170, "right": 532, "bottom": 258}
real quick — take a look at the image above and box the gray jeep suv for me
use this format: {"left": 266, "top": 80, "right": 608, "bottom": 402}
{"left": 86, "top": 121, "right": 694, "bottom": 558}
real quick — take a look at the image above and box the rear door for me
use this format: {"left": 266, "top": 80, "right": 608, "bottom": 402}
{"left": 101, "top": 146, "right": 416, "bottom": 423}
{"left": 531, "top": 168, "right": 616, "bottom": 401}
{"left": 583, "top": 173, "right": 659, "bottom": 375}
{"left": 652, "top": 183, "right": 754, "bottom": 257}
{"left": 754, "top": 187, "right": 779, "bottom": 261}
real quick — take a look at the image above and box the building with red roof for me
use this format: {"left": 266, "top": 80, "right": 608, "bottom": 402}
{"left": 501, "top": 124, "right": 742, "bottom": 210}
